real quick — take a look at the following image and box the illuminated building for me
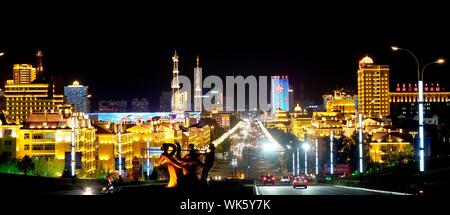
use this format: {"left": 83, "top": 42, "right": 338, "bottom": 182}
{"left": 357, "top": 56, "right": 390, "bottom": 118}
{"left": 0, "top": 89, "right": 5, "bottom": 111}
{"left": 271, "top": 75, "right": 289, "bottom": 113}
{"left": 130, "top": 98, "right": 149, "bottom": 112}
{"left": 0, "top": 112, "right": 97, "bottom": 177}
{"left": 194, "top": 55, "right": 203, "bottom": 112}
{"left": 64, "top": 81, "right": 90, "bottom": 113}
{"left": 0, "top": 112, "right": 21, "bottom": 159}
{"left": 212, "top": 112, "right": 231, "bottom": 129}
{"left": 98, "top": 100, "right": 128, "bottom": 112}
{"left": 323, "top": 90, "right": 356, "bottom": 114}
{"left": 390, "top": 83, "right": 450, "bottom": 121}
{"left": 369, "top": 132, "right": 413, "bottom": 164}
{"left": 182, "top": 124, "right": 211, "bottom": 150}
{"left": 13, "top": 64, "right": 37, "bottom": 84}
{"left": 290, "top": 104, "right": 311, "bottom": 141}
{"left": 3, "top": 50, "right": 72, "bottom": 123}
{"left": 264, "top": 109, "right": 290, "bottom": 132}
{"left": 94, "top": 122, "right": 134, "bottom": 175}
{"left": 309, "top": 111, "right": 345, "bottom": 137}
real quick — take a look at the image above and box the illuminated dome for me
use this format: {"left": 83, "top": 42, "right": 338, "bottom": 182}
{"left": 360, "top": 56, "right": 374, "bottom": 64}
{"left": 294, "top": 103, "right": 302, "bottom": 112}
{"left": 72, "top": 81, "right": 80, "bottom": 86}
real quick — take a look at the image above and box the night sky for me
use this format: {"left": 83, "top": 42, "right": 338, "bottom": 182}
{"left": 1, "top": 3, "right": 449, "bottom": 111}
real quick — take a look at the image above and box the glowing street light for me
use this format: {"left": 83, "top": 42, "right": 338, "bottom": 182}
{"left": 392, "top": 46, "right": 445, "bottom": 172}
{"left": 302, "top": 143, "right": 310, "bottom": 175}
{"left": 358, "top": 113, "right": 363, "bottom": 174}
{"left": 70, "top": 115, "right": 76, "bottom": 177}
{"left": 118, "top": 114, "right": 132, "bottom": 178}
{"left": 0, "top": 52, "right": 4, "bottom": 56}
{"left": 315, "top": 139, "right": 318, "bottom": 175}
{"left": 330, "top": 130, "right": 334, "bottom": 175}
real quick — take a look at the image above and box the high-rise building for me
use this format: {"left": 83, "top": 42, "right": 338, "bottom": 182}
{"left": 159, "top": 91, "right": 171, "bottom": 112}
{"left": 131, "top": 98, "right": 149, "bottom": 112}
{"left": 98, "top": 100, "right": 128, "bottom": 112}
{"left": 13, "top": 64, "right": 37, "bottom": 84}
{"left": 64, "top": 81, "right": 90, "bottom": 113}
{"left": 194, "top": 55, "right": 202, "bottom": 112}
{"left": 171, "top": 51, "right": 183, "bottom": 113}
{"left": 357, "top": 56, "right": 390, "bottom": 118}
{"left": 4, "top": 50, "right": 72, "bottom": 123}
{"left": 0, "top": 89, "right": 5, "bottom": 111}
{"left": 271, "top": 75, "right": 289, "bottom": 113}
{"left": 289, "top": 85, "right": 294, "bottom": 112}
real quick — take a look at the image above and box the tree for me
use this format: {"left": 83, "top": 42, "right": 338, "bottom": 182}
{"left": 18, "top": 156, "right": 34, "bottom": 175}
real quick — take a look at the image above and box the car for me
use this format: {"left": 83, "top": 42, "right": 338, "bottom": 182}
{"left": 293, "top": 175, "right": 308, "bottom": 189}
{"left": 280, "top": 175, "right": 290, "bottom": 183}
{"left": 262, "top": 174, "right": 275, "bottom": 185}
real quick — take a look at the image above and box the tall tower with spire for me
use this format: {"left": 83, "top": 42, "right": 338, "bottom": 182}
{"left": 171, "top": 50, "right": 182, "bottom": 113}
{"left": 194, "top": 55, "right": 202, "bottom": 113}
{"left": 36, "top": 49, "right": 44, "bottom": 78}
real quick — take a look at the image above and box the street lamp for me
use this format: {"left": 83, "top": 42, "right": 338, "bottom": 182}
{"left": 70, "top": 114, "right": 76, "bottom": 178}
{"left": 391, "top": 46, "right": 445, "bottom": 172}
{"left": 330, "top": 130, "right": 334, "bottom": 175}
{"left": 296, "top": 145, "right": 300, "bottom": 176}
{"left": 315, "top": 139, "right": 318, "bottom": 175}
{"left": 358, "top": 113, "right": 364, "bottom": 174}
{"left": 118, "top": 114, "right": 132, "bottom": 178}
{"left": 302, "top": 143, "right": 310, "bottom": 175}
{"left": 0, "top": 52, "right": 4, "bottom": 56}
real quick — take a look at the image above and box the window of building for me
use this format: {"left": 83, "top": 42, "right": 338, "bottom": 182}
{"left": 44, "top": 144, "right": 55, "bottom": 150}
{"left": 4, "top": 141, "right": 12, "bottom": 146}
{"left": 24, "top": 133, "right": 30, "bottom": 139}
{"left": 32, "top": 134, "right": 44, "bottom": 139}
{"left": 32, "top": 144, "right": 44, "bottom": 151}
{"left": 24, "top": 144, "right": 30, "bottom": 150}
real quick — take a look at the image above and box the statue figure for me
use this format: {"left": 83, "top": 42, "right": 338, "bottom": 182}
{"left": 158, "top": 143, "right": 184, "bottom": 188}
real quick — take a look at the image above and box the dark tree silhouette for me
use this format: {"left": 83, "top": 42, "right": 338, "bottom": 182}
{"left": 18, "top": 155, "right": 35, "bottom": 175}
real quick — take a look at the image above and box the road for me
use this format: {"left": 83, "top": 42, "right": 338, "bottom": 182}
{"left": 256, "top": 184, "right": 393, "bottom": 195}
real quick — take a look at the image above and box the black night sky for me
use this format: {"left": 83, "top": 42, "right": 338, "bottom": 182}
{"left": 1, "top": 2, "right": 449, "bottom": 111}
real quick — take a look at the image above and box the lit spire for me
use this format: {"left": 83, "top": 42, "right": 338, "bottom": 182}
{"left": 36, "top": 49, "right": 44, "bottom": 77}
{"left": 196, "top": 55, "right": 200, "bottom": 68}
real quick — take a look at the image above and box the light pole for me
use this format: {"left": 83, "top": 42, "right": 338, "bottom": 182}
{"left": 315, "top": 139, "right": 318, "bottom": 175}
{"left": 358, "top": 113, "right": 364, "bottom": 174}
{"left": 391, "top": 46, "right": 445, "bottom": 172}
{"left": 303, "top": 143, "right": 310, "bottom": 175}
{"left": 296, "top": 145, "right": 300, "bottom": 176}
{"left": 118, "top": 115, "right": 132, "bottom": 179}
{"left": 292, "top": 152, "right": 295, "bottom": 176}
{"left": 330, "top": 130, "right": 334, "bottom": 175}
{"left": 70, "top": 114, "right": 76, "bottom": 178}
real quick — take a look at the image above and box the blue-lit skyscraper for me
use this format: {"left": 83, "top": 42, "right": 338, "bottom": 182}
{"left": 64, "top": 81, "right": 90, "bottom": 113}
{"left": 271, "top": 75, "right": 289, "bottom": 113}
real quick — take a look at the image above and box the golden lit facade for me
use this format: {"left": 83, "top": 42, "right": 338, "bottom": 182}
{"left": 290, "top": 104, "right": 311, "bottom": 141}
{"left": 309, "top": 111, "right": 345, "bottom": 137}
{"left": 1, "top": 112, "right": 96, "bottom": 177}
{"left": 357, "top": 56, "right": 390, "bottom": 118}
{"left": 369, "top": 133, "right": 413, "bottom": 164}
{"left": 4, "top": 80, "right": 72, "bottom": 123}
{"left": 184, "top": 125, "right": 211, "bottom": 149}
{"left": 95, "top": 122, "right": 134, "bottom": 174}
{"left": 13, "top": 64, "right": 37, "bottom": 84}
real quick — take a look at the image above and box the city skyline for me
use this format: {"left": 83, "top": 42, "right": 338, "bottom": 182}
{"left": 1, "top": 4, "right": 449, "bottom": 111}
